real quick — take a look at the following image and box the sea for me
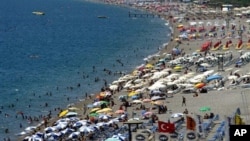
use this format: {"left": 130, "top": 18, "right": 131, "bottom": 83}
{"left": 0, "top": 0, "right": 171, "bottom": 140}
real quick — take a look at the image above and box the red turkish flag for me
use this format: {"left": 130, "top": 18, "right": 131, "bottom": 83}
{"left": 158, "top": 121, "right": 175, "bottom": 133}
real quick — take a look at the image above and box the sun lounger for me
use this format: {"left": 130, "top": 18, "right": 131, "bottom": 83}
{"left": 235, "top": 40, "right": 243, "bottom": 50}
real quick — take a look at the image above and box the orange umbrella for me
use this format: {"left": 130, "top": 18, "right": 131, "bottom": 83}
{"left": 195, "top": 82, "right": 206, "bottom": 89}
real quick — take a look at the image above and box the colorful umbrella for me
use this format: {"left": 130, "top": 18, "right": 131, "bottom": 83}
{"left": 59, "top": 110, "right": 69, "bottom": 118}
{"left": 89, "top": 113, "right": 99, "bottom": 117}
{"left": 90, "top": 108, "right": 101, "bottom": 113}
{"left": 96, "top": 108, "right": 112, "bottom": 113}
{"left": 195, "top": 82, "right": 206, "bottom": 89}
{"left": 206, "top": 75, "right": 222, "bottom": 82}
{"left": 199, "top": 106, "right": 211, "bottom": 112}
{"left": 145, "top": 63, "right": 154, "bottom": 69}
{"left": 128, "top": 91, "right": 138, "bottom": 97}
{"left": 132, "top": 100, "right": 142, "bottom": 104}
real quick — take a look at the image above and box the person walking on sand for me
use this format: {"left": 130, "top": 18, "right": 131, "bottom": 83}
{"left": 182, "top": 96, "right": 186, "bottom": 106}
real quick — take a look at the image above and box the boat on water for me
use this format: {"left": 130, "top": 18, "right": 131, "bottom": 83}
{"left": 32, "top": 11, "right": 45, "bottom": 15}
{"left": 97, "top": 16, "right": 108, "bottom": 19}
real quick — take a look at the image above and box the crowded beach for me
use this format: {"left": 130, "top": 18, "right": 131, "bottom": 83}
{"left": 16, "top": 1, "right": 250, "bottom": 141}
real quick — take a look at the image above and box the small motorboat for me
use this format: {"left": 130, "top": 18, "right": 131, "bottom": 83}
{"left": 32, "top": 11, "right": 45, "bottom": 15}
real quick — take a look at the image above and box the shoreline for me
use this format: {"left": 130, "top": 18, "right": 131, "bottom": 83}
{"left": 17, "top": 1, "right": 250, "bottom": 141}
{"left": 16, "top": 1, "right": 175, "bottom": 140}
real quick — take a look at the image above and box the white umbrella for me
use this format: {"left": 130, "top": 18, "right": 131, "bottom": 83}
{"left": 151, "top": 96, "right": 165, "bottom": 101}
{"left": 171, "top": 113, "right": 184, "bottom": 118}
{"left": 65, "top": 112, "right": 78, "bottom": 117}
{"left": 200, "top": 63, "right": 211, "bottom": 67}
{"left": 109, "top": 85, "right": 118, "bottom": 91}
{"left": 73, "top": 120, "right": 88, "bottom": 128}
{"left": 55, "top": 122, "right": 68, "bottom": 130}
{"left": 60, "top": 128, "right": 75, "bottom": 135}
{"left": 132, "top": 100, "right": 143, "bottom": 104}
{"left": 44, "top": 126, "right": 57, "bottom": 133}
{"left": 68, "top": 131, "right": 80, "bottom": 139}
{"left": 228, "top": 75, "right": 237, "bottom": 80}
{"left": 79, "top": 126, "right": 94, "bottom": 133}
{"left": 99, "top": 114, "right": 111, "bottom": 120}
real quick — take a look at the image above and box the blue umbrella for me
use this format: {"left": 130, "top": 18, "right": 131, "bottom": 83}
{"left": 172, "top": 48, "right": 181, "bottom": 55}
{"left": 206, "top": 75, "right": 222, "bottom": 82}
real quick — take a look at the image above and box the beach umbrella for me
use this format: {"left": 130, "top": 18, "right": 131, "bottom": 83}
{"left": 195, "top": 82, "right": 206, "bottom": 89}
{"left": 174, "top": 66, "right": 182, "bottom": 72}
{"left": 44, "top": 126, "right": 57, "bottom": 133}
{"left": 96, "top": 108, "right": 112, "bottom": 113}
{"left": 89, "top": 113, "right": 99, "bottom": 117}
{"left": 132, "top": 100, "right": 142, "bottom": 104}
{"left": 199, "top": 106, "right": 211, "bottom": 112}
{"left": 145, "top": 63, "right": 154, "bottom": 69}
{"left": 55, "top": 122, "right": 68, "bottom": 130}
{"left": 68, "top": 132, "right": 80, "bottom": 139}
{"left": 60, "top": 128, "right": 75, "bottom": 135}
{"left": 206, "top": 75, "right": 222, "bottom": 82}
{"left": 73, "top": 120, "right": 88, "bottom": 128}
{"left": 46, "top": 132, "right": 62, "bottom": 139}
{"left": 90, "top": 108, "right": 101, "bottom": 113}
{"left": 200, "top": 63, "right": 211, "bottom": 67}
{"left": 152, "top": 100, "right": 164, "bottom": 106}
{"left": 151, "top": 96, "right": 165, "bottom": 101}
{"left": 59, "top": 110, "right": 69, "bottom": 118}
{"left": 115, "top": 110, "right": 125, "bottom": 114}
{"left": 228, "top": 75, "right": 237, "bottom": 80}
{"left": 128, "top": 91, "right": 139, "bottom": 97}
{"left": 171, "top": 113, "right": 184, "bottom": 118}
{"left": 109, "top": 85, "right": 118, "bottom": 91}
{"left": 172, "top": 48, "right": 181, "bottom": 55}
{"left": 131, "top": 95, "right": 139, "bottom": 100}
{"left": 65, "top": 112, "right": 78, "bottom": 117}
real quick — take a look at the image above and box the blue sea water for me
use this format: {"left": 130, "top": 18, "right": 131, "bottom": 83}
{"left": 0, "top": 0, "right": 170, "bottom": 139}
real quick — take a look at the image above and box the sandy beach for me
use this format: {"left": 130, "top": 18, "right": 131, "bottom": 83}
{"left": 18, "top": 1, "right": 250, "bottom": 141}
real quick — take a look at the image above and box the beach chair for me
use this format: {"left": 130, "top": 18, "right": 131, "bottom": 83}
{"left": 223, "top": 41, "right": 232, "bottom": 50}
{"left": 211, "top": 41, "right": 222, "bottom": 51}
{"left": 235, "top": 40, "right": 244, "bottom": 50}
